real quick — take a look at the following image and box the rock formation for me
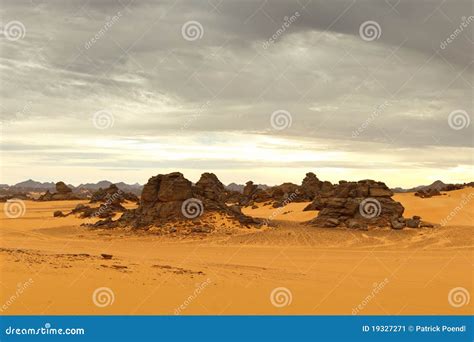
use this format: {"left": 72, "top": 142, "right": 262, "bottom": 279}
{"left": 414, "top": 188, "right": 442, "bottom": 198}
{"left": 240, "top": 173, "right": 334, "bottom": 207}
{"left": 38, "top": 182, "right": 80, "bottom": 201}
{"left": 91, "top": 172, "right": 257, "bottom": 229}
{"left": 90, "top": 184, "right": 139, "bottom": 204}
{"left": 306, "top": 180, "right": 406, "bottom": 229}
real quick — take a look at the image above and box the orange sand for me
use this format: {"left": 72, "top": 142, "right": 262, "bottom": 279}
{"left": 0, "top": 191, "right": 472, "bottom": 315}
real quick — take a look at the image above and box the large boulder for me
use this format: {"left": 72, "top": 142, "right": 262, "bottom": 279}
{"left": 38, "top": 181, "right": 80, "bottom": 201}
{"left": 307, "top": 180, "right": 406, "bottom": 229}
{"left": 300, "top": 172, "right": 323, "bottom": 200}
{"left": 55, "top": 181, "right": 72, "bottom": 194}
{"left": 243, "top": 181, "right": 258, "bottom": 198}
{"left": 100, "top": 172, "right": 258, "bottom": 229}
{"left": 194, "top": 172, "right": 226, "bottom": 203}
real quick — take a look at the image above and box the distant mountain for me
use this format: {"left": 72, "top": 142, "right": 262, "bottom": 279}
{"left": 76, "top": 180, "right": 113, "bottom": 190}
{"left": 225, "top": 182, "right": 270, "bottom": 193}
{"left": 11, "top": 179, "right": 57, "bottom": 192}
{"left": 226, "top": 183, "right": 244, "bottom": 193}
{"left": 77, "top": 181, "right": 143, "bottom": 196}
{"left": 392, "top": 180, "right": 469, "bottom": 193}
{"left": 4, "top": 179, "right": 143, "bottom": 196}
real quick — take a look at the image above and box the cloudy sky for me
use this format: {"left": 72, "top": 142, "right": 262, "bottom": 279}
{"left": 0, "top": 0, "right": 472, "bottom": 187}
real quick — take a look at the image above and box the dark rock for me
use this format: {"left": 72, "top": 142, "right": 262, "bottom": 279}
{"left": 406, "top": 216, "right": 421, "bottom": 228}
{"left": 300, "top": 172, "right": 322, "bottom": 200}
{"left": 390, "top": 217, "right": 406, "bottom": 230}
{"left": 346, "top": 219, "right": 368, "bottom": 230}
{"left": 90, "top": 184, "right": 139, "bottom": 204}
{"left": 243, "top": 181, "right": 258, "bottom": 198}
{"left": 38, "top": 181, "right": 80, "bottom": 201}
{"left": 308, "top": 179, "right": 406, "bottom": 229}
{"left": 101, "top": 254, "right": 113, "bottom": 259}
{"left": 96, "top": 172, "right": 259, "bottom": 229}
{"left": 56, "top": 181, "right": 72, "bottom": 194}
{"left": 53, "top": 210, "right": 66, "bottom": 217}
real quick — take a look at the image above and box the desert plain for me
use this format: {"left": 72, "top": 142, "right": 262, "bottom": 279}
{"left": 0, "top": 187, "right": 472, "bottom": 316}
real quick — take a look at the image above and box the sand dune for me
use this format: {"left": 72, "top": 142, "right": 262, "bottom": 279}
{"left": 0, "top": 196, "right": 472, "bottom": 315}
{"left": 394, "top": 187, "right": 474, "bottom": 226}
{"left": 242, "top": 202, "right": 318, "bottom": 222}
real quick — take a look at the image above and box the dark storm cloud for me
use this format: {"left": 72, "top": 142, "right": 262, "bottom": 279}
{"left": 0, "top": 0, "right": 472, "bottom": 183}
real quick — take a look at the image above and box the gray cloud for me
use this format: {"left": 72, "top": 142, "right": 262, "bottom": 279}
{"left": 0, "top": 0, "right": 472, "bottom": 185}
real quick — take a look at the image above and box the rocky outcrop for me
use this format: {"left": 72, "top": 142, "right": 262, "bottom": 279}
{"left": 194, "top": 172, "right": 226, "bottom": 204}
{"left": 56, "top": 181, "right": 72, "bottom": 194}
{"left": 243, "top": 181, "right": 258, "bottom": 198}
{"left": 90, "top": 184, "right": 139, "bottom": 204}
{"left": 414, "top": 188, "right": 442, "bottom": 198}
{"left": 38, "top": 182, "right": 80, "bottom": 201}
{"left": 91, "top": 172, "right": 258, "bottom": 229}
{"left": 306, "top": 180, "right": 406, "bottom": 229}
{"left": 300, "top": 172, "right": 328, "bottom": 200}
{"left": 241, "top": 173, "right": 334, "bottom": 207}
